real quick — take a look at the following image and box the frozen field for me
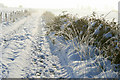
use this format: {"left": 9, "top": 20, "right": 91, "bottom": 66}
{"left": 0, "top": 9, "right": 119, "bottom": 78}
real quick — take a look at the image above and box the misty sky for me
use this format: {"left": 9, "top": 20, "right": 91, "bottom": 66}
{"left": 0, "top": 0, "right": 119, "bottom": 11}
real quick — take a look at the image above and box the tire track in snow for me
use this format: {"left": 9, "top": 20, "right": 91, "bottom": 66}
{"left": 1, "top": 13, "right": 41, "bottom": 78}
{"left": 28, "top": 18, "right": 74, "bottom": 78}
{"left": 28, "top": 19, "right": 62, "bottom": 78}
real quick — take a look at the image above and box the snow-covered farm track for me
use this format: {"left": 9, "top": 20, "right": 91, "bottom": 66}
{"left": 1, "top": 12, "right": 72, "bottom": 78}
{"left": 1, "top": 12, "right": 42, "bottom": 78}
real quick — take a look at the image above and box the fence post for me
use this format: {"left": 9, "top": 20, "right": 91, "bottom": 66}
{"left": 7, "top": 12, "right": 10, "bottom": 22}
{"left": 0, "top": 12, "right": 2, "bottom": 23}
{"left": 118, "top": 1, "right": 120, "bottom": 29}
{"left": 5, "top": 13, "right": 7, "bottom": 22}
{"left": 12, "top": 11, "right": 15, "bottom": 22}
{"left": 2, "top": 12, "right": 5, "bottom": 22}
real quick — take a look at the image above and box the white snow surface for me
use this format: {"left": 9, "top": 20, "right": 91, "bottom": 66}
{"left": 0, "top": 11, "right": 119, "bottom": 78}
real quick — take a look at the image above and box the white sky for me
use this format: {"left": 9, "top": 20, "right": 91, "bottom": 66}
{"left": 0, "top": 0, "right": 119, "bottom": 10}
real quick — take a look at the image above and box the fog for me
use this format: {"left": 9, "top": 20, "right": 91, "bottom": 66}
{"left": 0, "top": 0, "right": 119, "bottom": 22}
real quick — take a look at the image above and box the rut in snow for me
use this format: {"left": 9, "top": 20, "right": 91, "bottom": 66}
{"left": 1, "top": 13, "right": 41, "bottom": 78}
{"left": 1, "top": 12, "right": 72, "bottom": 78}
{"left": 28, "top": 18, "right": 74, "bottom": 78}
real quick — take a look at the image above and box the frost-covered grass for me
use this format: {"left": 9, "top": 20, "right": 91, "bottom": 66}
{"left": 42, "top": 11, "right": 120, "bottom": 78}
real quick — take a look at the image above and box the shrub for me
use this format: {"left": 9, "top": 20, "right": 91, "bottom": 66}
{"left": 44, "top": 11, "right": 120, "bottom": 64}
{"left": 41, "top": 11, "right": 55, "bottom": 26}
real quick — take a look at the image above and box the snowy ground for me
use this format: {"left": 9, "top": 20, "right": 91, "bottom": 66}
{"left": 1, "top": 12, "right": 41, "bottom": 78}
{"left": 0, "top": 10, "right": 119, "bottom": 78}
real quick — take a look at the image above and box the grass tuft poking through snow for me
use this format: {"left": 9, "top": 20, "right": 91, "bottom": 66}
{"left": 43, "top": 11, "right": 120, "bottom": 78}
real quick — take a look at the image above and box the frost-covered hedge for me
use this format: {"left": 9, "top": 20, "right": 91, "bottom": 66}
{"left": 41, "top": 11, "right": 55, "bottom": 25}
{"left": 44, "top": 11, "right": 120, "bottom": 65}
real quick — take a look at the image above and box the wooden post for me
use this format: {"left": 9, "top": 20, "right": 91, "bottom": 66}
{"left": 7, "top": 12, "right": 10, "bottom": 22}
{"left": 5, "top": 13, "right": 7, "bottom": 22}
{"left": 12, "top": 11, "right": 15, "bottom": 22}
{"left": 0, "top": 12, "right": 2, "bottom": 23}
{"left": 118, "top": 1, "right": 120, "bottom": 29}
{"left": 9, "top": 13, "right": 12, "bottom": 22}
{"left": 3, "top": 12, "right": 6, "bottom": 22}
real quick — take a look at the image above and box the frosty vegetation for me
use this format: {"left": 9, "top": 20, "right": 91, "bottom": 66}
{"left": 42, "top": 11, "right": 120, "bottom": 78}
